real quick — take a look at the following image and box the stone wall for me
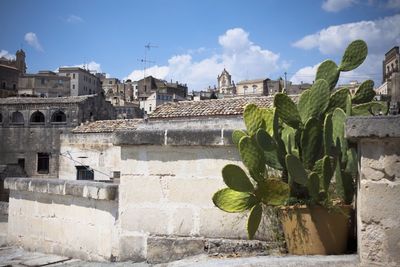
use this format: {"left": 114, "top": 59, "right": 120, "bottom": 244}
{"left": 346, "top": 115, "right": 400, "bottom": 267}
{"left": 5, "top": 178, "right": 118, "bottom": 261}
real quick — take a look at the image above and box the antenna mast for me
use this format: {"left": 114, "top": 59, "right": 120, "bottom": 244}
{"left": 140, "top": 42, "right": 158, "bottom": 79}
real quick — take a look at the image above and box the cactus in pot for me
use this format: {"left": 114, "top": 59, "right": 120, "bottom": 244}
{"left": 213, "top": 40, "right": 386, "bottom": 252}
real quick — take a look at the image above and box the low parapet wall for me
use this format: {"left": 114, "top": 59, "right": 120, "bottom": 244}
{"left": 5, "top": 178, "right": 118, "bottom": 261}
{"left": 346, "top": 115, "right": 400, "bottom": 267}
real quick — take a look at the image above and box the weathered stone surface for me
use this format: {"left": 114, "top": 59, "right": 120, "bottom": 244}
{"left": 346, "top": 115, "right": 400, "bottom": 139}
{"left": 205, "top": 238, "right": 282, "bottom": 255}
{"left": 118, "top": 235, "right": 147, "bottom": 262}
{"left": 114, "top": 130, "right": 165, "bottom": 145}
{"left": 146, "top": 236, "right": 205, "bottom": 263}
{"left": 5, "top": 178, "right": 118, "bottom": 200}
{"left": 166, "top": 129, "right": 223, "bottom": 146}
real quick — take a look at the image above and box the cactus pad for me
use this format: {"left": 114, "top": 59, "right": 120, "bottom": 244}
{"left": 308, "top": 79, "right": 330, "bottom": 119}
{"left": 316, "top": 60, "right": 340, "bottom": 90}
{"left": 323, "top": 114, "right": 333, "bottom": 156}
{"left": 307, "top": 172, "right": 320, "bottom": 201}
{"left": 232, "top": 130, "right": 247, "bottom": 145}
{"left": 335, "top": 161, "right": 354, "bottom": 205}
{"left": 297, "top": 89, "right": 311, "bottom": 123}
{"left": 239, "top": 136, "right": 266, "bottom": 181}
{"left": 212, "top": 188, "right": 257, "bottom": 213}
{"left": 327, "top": 87, "right": 350, "bottom": 113}
{"left": 352, "top": 80, "right": 376, "bottom": 104}
{"left": 332, "top": 108, "right": 348, "bottom": 162}
{"left": 260, "top": 179, "right": 290, "bottom": 206}
{"left": 222, "top": 164, "right": 254, "bottom": 192}
{"left": 352, "top": 101, "right": 388, "bottom": 116}
{"left": 301, "top": 117, "right": 323, "bottom": 169}
{"left": 274, "top": 93, "right": 302, "bottom": 129}
{"left": 247, "top": 204, "right": 262, "bottom": 239}
{"left": 339, "top": 40, "right": 368, "bottom": 72}
{"left": 256, "top": 129, "right": 282, "bottom": 170}
{"left": 285, "top": 154, "right": 308, "bottom": 186}
{"left": 243, "top": 104, "right": 264, "bottom": 136}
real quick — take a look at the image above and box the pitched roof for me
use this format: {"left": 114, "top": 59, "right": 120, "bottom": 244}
{"left": 0, "top": 96, "right": 91, "bottom": 105}
{"left": 237, "top": 79, "right": 267, "bottom": 85}
{"left": 72, "top": 119, "right": 141, "bottom": 133}
{"left": 150, "top": 96, "right": 297, "bottom": 119}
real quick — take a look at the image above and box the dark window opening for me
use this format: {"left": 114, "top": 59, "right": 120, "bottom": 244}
{"left": 76, "top": 166, "right": 94, "bottom": 180}
{"left": 2, "top": 82, "right": 5, "bottom": 89}
{"left": 18, "top": 158, "right": 25, "bottom": 170}
{"left": 37, "top": 153, "right": 49, "bottom": 174}
{"left": 0, "top": 113, "right": 2, "bottom": 123}
{"left": 51, "top": 110, "right": 66, "bottom": 122}
{"left": 30, "top": 111, "right": 45, "bottom": 123}
{"left": 11, "top": 111, "right": 24, "bottom": 124}
{"left": 13, "top": 84, "right": 16, "bottom": 90}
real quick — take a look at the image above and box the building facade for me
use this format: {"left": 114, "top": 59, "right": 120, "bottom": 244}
{"left": 383, "top": 46, "right": 399, "bottom": 84}
{"left": 236, "top": 79, "right": 268, "bottom": 96}
{"left": 0, "top": 95, "right": 115, "bottom": 178}
{"left": 0, "top": 49, "right": 27, "bottom": 97}
{"left": 18, "top": 71, "right": 71, "bottom": 97}
{"left": 58, "top": 67, "right": 102, "bottom": 96}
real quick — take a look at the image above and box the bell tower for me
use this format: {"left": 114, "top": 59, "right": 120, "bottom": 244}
{"left": 15, "top": 49, "right": 27, "bottom": 74}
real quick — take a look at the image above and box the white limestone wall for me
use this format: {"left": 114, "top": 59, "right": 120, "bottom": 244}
{"left": 6, "top": 179, "right": 118, "bottom": 261}
{"left": 117, "top": 145, "right": 275, "bottom": 260}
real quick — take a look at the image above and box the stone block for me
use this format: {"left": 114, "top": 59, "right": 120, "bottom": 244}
{"left": 359, "top": 180, "right": 400, "bottom": 223}
{"left": 168, "top": 177, "right": 225, "bottom": 207}
{"left": 47, "top": 180, "right": 65, "bottom": 195}
{"left": 64, "top": 182, "right": 84, "bottom": 197}
{"left": 114, "top": 130, "right": 164, "bottom": 145}
{"left": 166, "top": 129, "right": 222, "bottom": 146}
{"left": 120, "top": 205, "right": 169, "bottom": 235}
{"left": 4, "top": 178, "right": 30, "bottom": 191}
{"left": 29, "top": 179, "right": 49, "bottom": 194}
{"left": 118, "top": 234, "right": 147, "bottom": 261}
{"left": 171, "top": 208, "right": 195, "bottom": 236}
{"left": 146, "top": 236, "right": 205, "bottom": 263}
{"left": 119, "top": 176, "right": 165, "bottom": 204}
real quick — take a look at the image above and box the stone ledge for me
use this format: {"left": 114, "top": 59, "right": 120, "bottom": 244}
{"left": 346, "top": 115, "right": 400, "bottom": 140}
{"left": 114, "top": 129, "right": 235, "bottom": 146}
{"left": 4, "top": 178, "right": 118, "bottom": 201}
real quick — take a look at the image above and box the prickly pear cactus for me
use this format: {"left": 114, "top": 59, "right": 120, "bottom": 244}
{"left": 222, "top": 164, "right": 254, "bottom": 192}
{"left": 327, "top": 88, "right": 350, "bottom": 113}
{"left": 316, "top": 60, "right": 340, "bottom": 90}
{"left": 239, "top": 136, "right": 265, "bottom": 181}
{"left": 274, "top": 93, "right": 302, "bottom": 129}
{"left": 243, "top": 104, "right": 264, "bottom": 136}
{"left": 339, "top": 40, "right": 368, "bottom": 72}
{"left": 352, "top": 80, "right": 376, "bottom": 104}
{"left": 301, "top": 117, "right": 322, "bottom": 169}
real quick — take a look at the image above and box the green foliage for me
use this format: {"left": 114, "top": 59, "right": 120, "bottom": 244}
{"left": 339, "top": 40, "right": 368, "bottom": 72}
{"left": 222, "top": 164, "right": 254, "bottom": 193}
{"left": 352, "top": 80, "right": 376, "bottom": 104}
{"left": 286, "top": 154, "right": 308, "bottom": 187}
{"left": 232, "top": 130, "right": 247, "bottom": 145}
{"left": 335, "top": 161, "right": 354, "bottom": 205}
{"left": 316, "top": 60, "right": 340, "bottom": 90}
{"left": 332, "top": 108, "right": 348, "bottom": 163}
{"left": 297, "top": 89, "right": 311, "bottom": 124}
{"left": 327, "top": 88, "right": 350, "bottom": 113}
{"left": 323, "top": 114, "right": 333, "bottom": 156}
{"left": 212, "top": 188, "right": 257, "bottom": 213}
{"left": 301, "top": 117, "right": 323, "bottom": 169}
{"left": 274, "top": 93, "right": 302, "bottom": 129}
{"left": 307, "top": 172, "right": 320, "bottom": 202}
{"left": 352, "top": 101, "right": 388, "bottom": 116}
{"left": 247, "top": 204, "right": 262, "bottom": 239}
{"left": 307, "top": 79, "right": 331, "bottom": 119}
{"left": 239, "top": 136, "right": 265, "bottom": 181}
{"left": 321, "top": 155, "right": 333, "bottom": 193}
{"left": 260, "top": 179, "right": 290, "bottom": 206}
{"left": 243, "top": 104, "right": 265, "bottom": 136}
{"left": 256, "top": 129, "right": 282, "bottom": 170}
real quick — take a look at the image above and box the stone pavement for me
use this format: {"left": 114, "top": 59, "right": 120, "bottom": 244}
{"left": 0, "top": 246, "right": 358, "bottom": 267}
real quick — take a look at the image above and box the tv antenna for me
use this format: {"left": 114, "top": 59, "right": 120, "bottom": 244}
{"left": 139, "top": 42, "right": 158, "bottom": 79}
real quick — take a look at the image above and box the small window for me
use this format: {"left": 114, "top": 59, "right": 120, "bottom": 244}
{"left": 0, "top": 113, "right": 2, "bottom": 123}
{"left": 76, "top": 166, "right": 94, "bottom": 180}
{"left": 51, "top": 110, "right": 66, "bottom": 123}
{"left": 72, "top": 84, "right": 75, "bottom": 90}
{"left": 72, "top": 73, "right": 75, "bottom": 79}
{"left": 41, "top": 78, "right": 45, "bottom": 85}
{"left": 30, "top": 111, "right": 45, "bottom": 123}
{"left": 11, "top": 111, "right": 24, "bottom": 124}
{"left": 2, "top": 82, "right": 6, "bottom": 89}
{"left": 13, "top": 84, "right": 16, "bottom": 90}
{"left": 113, "top": 171, "right": 121, "bottom": 178}
{"left": 37, "top": 153, "right": 49, "bottom": 174}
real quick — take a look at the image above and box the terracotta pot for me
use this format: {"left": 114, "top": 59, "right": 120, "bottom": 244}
{"left": 279, "top": 205, "right": 352, "bottom": 255}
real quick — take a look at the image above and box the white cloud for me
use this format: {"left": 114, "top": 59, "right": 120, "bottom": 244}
{"left": 58, "top": 61, "right": 104, "bottom": 74}
{"left": 24, "top": 32, "right": 43, "bottom": 52}
{"left": 66, "top": 14, "right": 84, "bottom": 24}
{"left": 290, "top": 63, "right": 320, "bottom": 84}
{"left": 322, "top": 0, "right": 358, "bottom": 12}
{"left": 293, "top": 14, "right": 400, "bottom": 55}
{"left": 125, "top": 28, "right": 282, "bottom": 90}
{"left": 0, "top": 50, "right": 16, "bottom": 60}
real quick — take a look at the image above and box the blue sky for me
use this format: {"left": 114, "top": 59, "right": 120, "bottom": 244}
{"left": 1, "top": 0, "right": 399, "bottom": 90}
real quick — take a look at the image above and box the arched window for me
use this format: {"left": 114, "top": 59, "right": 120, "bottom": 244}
{"left": 11, "top": 111, "right": 24, "bottom": 124}
{"left": 30, "top": 111, "right": 45, "bottom": 123}
{"left": 51, "top": 110, "right": 66, "bottom": 123}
